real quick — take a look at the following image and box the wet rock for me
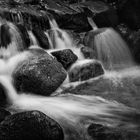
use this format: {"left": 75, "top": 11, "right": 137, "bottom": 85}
{"left": 81, "top": 46, "right": 97, "bottom": 59}
{"left": 68, "top": 59, "right": 104, "bottom": 82}
{"left": 0, "top": 24, "right": 11, "bottom": 48}
{"left": 13, "top": 48, "right": 67, "bottom": 96}
{"left": 118, "top": 0, "right": 140, "bottom": 30}
{"left": 0, "top": 111, "right": 64, "bottom": 140}
{"left": 51, "top": 49, "right": 78, "bottom": 70}
{"left": 88, "top": 123, "right": 140, "bottom": 140}
{"left": 16, "top": 24, "right": 31, "bottom": 49}
{"left": 32, "top": 28, "right": 50, "bottom": 49}
{"left": 0, "top": 108, "right": 11, "bottom": 123}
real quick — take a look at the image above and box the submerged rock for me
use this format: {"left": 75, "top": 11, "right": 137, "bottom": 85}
{"left": 51, "top": 49, "right": 78, "bottom": 70}
{"left": 81, "top": 46, "right": 97, "bottom": 59}
{"left": 88, "top": 123, "right": 140, "bottom": 140}
{"left": 0, "top": 111, "right": 64, "bottom": 140}
{"left": 68, "top": 59, "right": 104, "bottom": 82}
{"left": 0, "top": 108, "right": 11, "bottom": 123}
{"left": 13, "top": 48, "right": 67, "bottom": 96}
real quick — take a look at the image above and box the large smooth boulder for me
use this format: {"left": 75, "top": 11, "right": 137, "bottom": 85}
{"left": 13, "top": 48, "right": 67, "bottom": 96}
{"left": 68, "top": 59, "right": 104, "bottom": 82}
{"left": 51, "top": 49, "right": 78, "bottom": 70}
{"left": 0, "top": 111, "right": 64, "bottom": 140}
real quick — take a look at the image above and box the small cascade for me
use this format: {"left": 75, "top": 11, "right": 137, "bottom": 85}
{"left": 44, "top": 31, "right": 53, "bottom": 49}
{"left": 87, "top": 17, "right": 135, "bottom": 70}
{"left": 48, "top": 19, "right": 85, "bottom": 60}
{"left": 28, "top": 30, "right": 39, "bottom": 46}
{"left": 0, "top": 22, "right": 25, "bottom": 59}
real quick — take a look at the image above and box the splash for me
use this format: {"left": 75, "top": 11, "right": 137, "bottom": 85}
{"left": 87, "top": 17, "right": 134, "bottom": 70}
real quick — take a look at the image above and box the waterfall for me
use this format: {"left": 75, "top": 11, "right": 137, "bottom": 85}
{"left": 87, "top": 17, "right": 135, "bottom": 70}
{"left": 0, "top": 22, "right": 25, "bottom": 59}
{"left": 28, "top": 30, "right": 39, "bottom": 47}
{"left": 48, "top": 19, "right": 85, "bottom": 60}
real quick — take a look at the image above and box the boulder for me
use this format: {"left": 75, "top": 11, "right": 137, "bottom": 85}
{"left": 0, "top": 111, "right": 64, "bottom": 140}
{"left": 68, "top": 59, "right": 104, "bottom": 82}
{"left": 13, "top": 48, "right": 67, "bottom": 96}
{"left": 0, "top": 108, "right": 11, "bottom": 123}
{"left": 51, "top": 49, "right": 78, "bottom": 70}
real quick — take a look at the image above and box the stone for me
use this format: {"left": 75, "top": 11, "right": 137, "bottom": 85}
{"left": 51, "top": 49, "right": 78, "bottom": 70}
{"left": 68, "top": 59, "right": 104, "bottom": 82}
{"left": 0, "top": 111, "right": 64, "bottom": 140}
{"left": 13, "top": 48, "right": 67, "bottom": 96}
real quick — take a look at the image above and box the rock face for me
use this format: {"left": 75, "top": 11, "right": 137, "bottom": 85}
{"left": 13, "top": 48, "right": 67, "bottom": 96}
{"left": 118, "top": 0, "right": 140, "bottom": 30}
{"left": 68, "top": 59, "right": 104, "bottom": 82}
{"left": 51, "top": 49, "right": 78, "bottom": 70}
{"left": 0, "top": 0, "right": 118, "bottom": 33}
{"left": 0, "top": 108, "right": 11, "bottom": 123}
{"left": 0, "top": 111, "right": 64, "bottom": 140}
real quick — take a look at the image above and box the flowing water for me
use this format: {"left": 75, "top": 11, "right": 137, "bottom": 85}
{"left": 0, "top": 21, "right": 24, "bottom": 59}
{"left": 87, "top": 17, "right": 135, "bottom": 70}
{"left": 47, "top": 19, "right": 85, "bottom": 60}
{"left": 0, "top": 18, "right": 140, "bottom": 140}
